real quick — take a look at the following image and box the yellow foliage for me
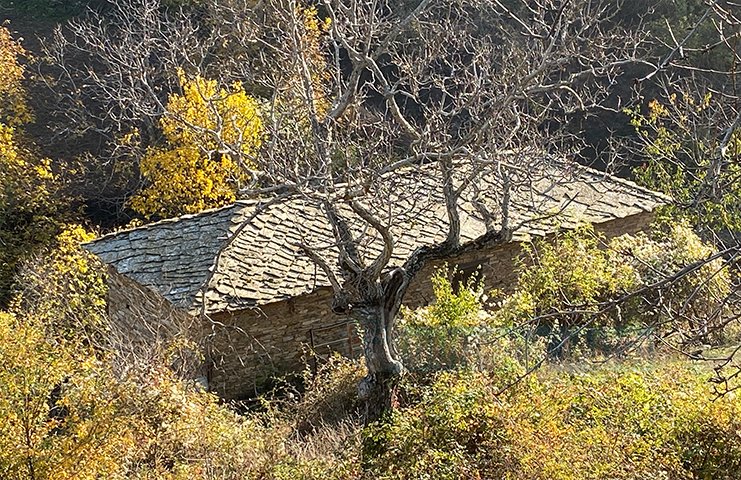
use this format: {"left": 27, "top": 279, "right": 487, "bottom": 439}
{"left": 0, "top": 123, "right": 54, "bottom": 206}
{"left": 367, "top": 361, "right": 741, "bottom": 480}
{"left": 298, "top": 5, "right": 332, "bottom": 119}
{"left": 0, "top": 303, "right": 348, "bottom": 479}
{"left": 164, "top": 70, "right": 263, "bottom": 157}
{"left": 0, "top": 26, "right": 32, "bottom": 126}
{"left": 132, "top": 72, "right": 263, "bottom": 219}
{"left": 0, "top": 123, "right": 61, "bottom": 304}
{"left": 12, "top": 225, "right": 108, "bottom": 345}
{"left": 0, "top": 26, "right": 66, "bottom": 305}
{"left": 0, "top": 312, "right": 133, "bottom": 480}
{"left": 114, "top": 367, "right": 292, "bottom": 480}
{"left": 132, "top": 145, "right": 243, "bottom": 219}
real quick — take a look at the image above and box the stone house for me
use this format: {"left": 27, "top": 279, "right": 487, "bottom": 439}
{"left": 85, "top": 165, "right": 668, "bottom": 399}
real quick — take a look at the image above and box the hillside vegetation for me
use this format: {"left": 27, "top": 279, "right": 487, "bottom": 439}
{"left": 0, "top": 0, "right": 739, "bottom": 478}
{"left": 1, "top": 250, "right": 739, "bottom": 479}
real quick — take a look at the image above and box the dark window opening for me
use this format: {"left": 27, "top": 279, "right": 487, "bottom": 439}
{"left": 452, "top": 261, "right": 483, "bottom": 293}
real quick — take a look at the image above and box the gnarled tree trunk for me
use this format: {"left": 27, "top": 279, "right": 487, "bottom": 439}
{"left": 326, "top": 268, "right": 407, "bottom": 423}
{"left": 351, "top": 269, "right": 407, "bottom": 423}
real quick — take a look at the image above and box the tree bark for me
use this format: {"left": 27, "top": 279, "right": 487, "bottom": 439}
{"left": 355, "top": 303, "right": 403, "bottom": 423}
{"left": 352, "top": 269, "right": 408, "bottom": 423}
{"left": 359, "top": 369, "right": 401, "bottom": 422}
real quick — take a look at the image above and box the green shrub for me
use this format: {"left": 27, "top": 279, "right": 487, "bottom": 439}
{"left": 397, "top": 267, "right": 491, "bottom": 372}
{"left": 0, "top": 307, "right": 361, "bottom": 480}
{"left": 610, "top": 222, "right": 732, "bottom": 344}
{"left": 493, "top": 226, "right": 640, "bottom": 358}
{"left": 364, "top": 370, "right": 514, "bottom": 480}
{"left": 626, "top": 94, "right": 741, "bottom": 234}
{"left": 494, "top": 223, "right": 734, "bottom": 359}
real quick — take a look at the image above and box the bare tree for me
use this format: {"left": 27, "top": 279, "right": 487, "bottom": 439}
{"left": 630, "top": 0, "right": 741, "bottom": 391}
{"left": 43, "top": 0, "right": 653, "bottom": 419}
{"left": 40, "top": 0, "right": 263, "bottom": 218}
{"left": 41, "top": 0, "right": 219, "bottom": 142}
{"left": 218, "top": 0, "right": 650, "bottom": 420}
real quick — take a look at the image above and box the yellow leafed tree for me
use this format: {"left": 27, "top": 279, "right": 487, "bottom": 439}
{"left": 131, "top": 72, "right": 263, "bottom": 219}
{"left": 13, "top": 225, "right": 108, "bottom": 347}
{"left": 0, "top": 26, "right": 32, "bottom": 127}
{"left": 0, "top": 27, "right": 63, "bottom": 306}
{"left": 295, "top": 5, "right": 332, "bottom": 119}
{"left": 0, "top": 123, "right": 60, "bottom": 306}
{"left": 0, "top": 311, "right": 135, "bottom": 480}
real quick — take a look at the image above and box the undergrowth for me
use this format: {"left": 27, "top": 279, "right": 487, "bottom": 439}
{"left": 1, "top": 226, "right": 738, "bottom": 479}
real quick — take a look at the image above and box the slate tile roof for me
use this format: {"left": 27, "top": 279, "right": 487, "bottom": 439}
{"left": 84, "top": 164, "right": 670, "bottom": 314}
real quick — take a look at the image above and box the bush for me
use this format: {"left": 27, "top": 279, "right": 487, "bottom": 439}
{"left": 364, "top": 360, "right": 741, "bottom": 480}
{"left": 1, "top": 227, "right": 361, "bottom": 479}
{"left": 364, "top": 370, "right": 513, "bottom": 480}
{"left": 1, "top": 221, "right": 735, "bottom": 479}
{"left": 112, "top": 367, "right": 292, "bottom": 480}
{"left": 610, "top": 222, "right": 732, "bottom": 344}
{"left": 627, "top": 94, "right": 741, "bottom": 234}
{"left": 397, "top": 267, "right": 490, "bottom": 372}
{"left": 0, "top": 311, "right": 132, "bottom": 480}
{"left": 0, "top": 306, "right": 362, "bottom": 479}
{"left": 493, "top": 226, "right": 639, "bottom": 358}
{"left": 12, "top": 226, "right": 108, "bottom": 346}
{"left": 293, "top": 354, "right": 365, "bottom": 430}
{"left": 2, "top": 256, "right": 739, "bottom": 480}
{"left": 494, "top": 223, "right": 734, "bottom": 359}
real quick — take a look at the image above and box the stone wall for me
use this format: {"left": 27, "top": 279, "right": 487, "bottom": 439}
{"left": 107, "top": 268, "right": 206, "bottom": 380}
{"left": 405, "top": 212, "right": 656, "bottom": 307}
{"left": 207, "top": 212, "right": 655, "bottom": 399}
{"left": 207, "top": 289, "right": 352, "bottom": 399}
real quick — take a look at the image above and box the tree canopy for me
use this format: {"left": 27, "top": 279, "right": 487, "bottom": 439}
{"left": 131, "top": 72, "right": 263, "bottom": 218}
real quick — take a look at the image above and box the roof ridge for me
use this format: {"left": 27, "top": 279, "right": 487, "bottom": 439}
{"left": 84, "top": 199, "right": 260, "bottom": 245}
{"left": 576, "top": 164, "right": 673, "bottom": 203}
{"left": 86, "top": 159, "right": 669, "bottom": 247}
